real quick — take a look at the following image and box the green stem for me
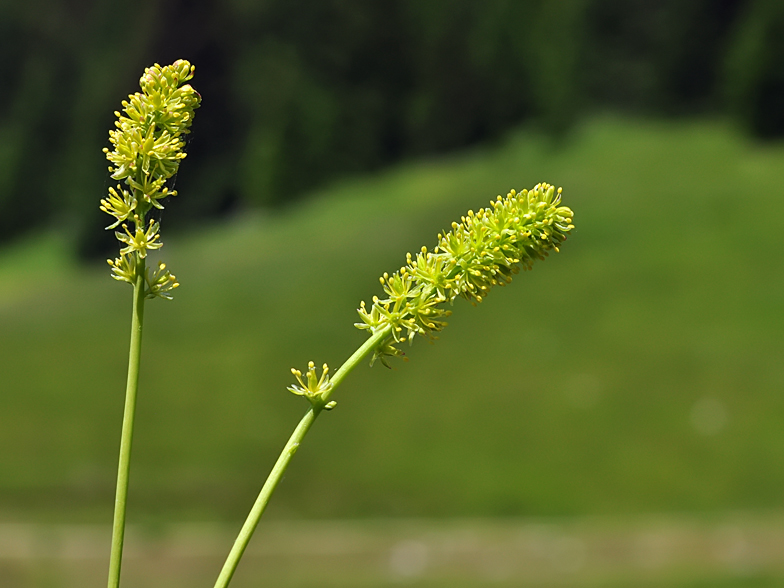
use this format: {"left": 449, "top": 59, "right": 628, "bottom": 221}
{"left": 213, "top": 326, "right": 392, "bottom": 588}
{"left": 107, "top": 258, "right": 146, "bottom": 588}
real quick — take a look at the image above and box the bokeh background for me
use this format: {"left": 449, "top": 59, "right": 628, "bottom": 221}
{"left": 2, "top": 0, "right": 784, "bottom": 586}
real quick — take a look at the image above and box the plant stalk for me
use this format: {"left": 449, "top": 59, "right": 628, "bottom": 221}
{"left": 107, "top": 259, "right": 146, "bottom": 588}
{"left": 213, "top": 326, "right": 392, "bottom": 588}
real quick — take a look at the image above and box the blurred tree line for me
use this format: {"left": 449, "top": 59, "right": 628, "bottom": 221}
{"left": 0, "top": 0, "right": 779, "bottom": 256}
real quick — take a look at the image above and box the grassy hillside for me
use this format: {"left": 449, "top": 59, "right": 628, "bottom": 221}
{"left": 1, "top": 116, "right": 784, "bottom": 528}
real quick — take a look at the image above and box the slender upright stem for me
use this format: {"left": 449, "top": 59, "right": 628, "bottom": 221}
{"left": 213, "top": 326, "right": 392, "bottom": 588}
{"left": 107, "top": 259, "right": 146, "bottom": 588}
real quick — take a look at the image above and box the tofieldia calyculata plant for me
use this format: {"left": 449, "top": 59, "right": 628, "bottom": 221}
{"left": 100, "top": 60, "right": 575, "bottom": 588}
{"left": 214, "top": 183, "right": 575, "bottom": 588}
{"left": 101, "top": 60, "right": 199, "bottom": 588}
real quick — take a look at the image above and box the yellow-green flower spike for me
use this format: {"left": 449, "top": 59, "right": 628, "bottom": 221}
{"left": 356, "top": 183, "right": 574, "bottom": 364}
{"left": 100, "top": 60, "right": 200, "bottom": 298}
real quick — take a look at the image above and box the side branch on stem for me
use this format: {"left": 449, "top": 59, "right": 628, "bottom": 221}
{"left": 212, "top": 326, "right": 391, "bottom": 588}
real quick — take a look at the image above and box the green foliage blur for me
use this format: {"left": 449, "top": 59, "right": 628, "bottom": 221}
{"left": 3, "top": 0, "right": 781, "bottom": 257}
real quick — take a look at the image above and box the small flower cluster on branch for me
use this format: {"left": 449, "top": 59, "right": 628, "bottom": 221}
{"left": 101, "top": 60, "right": 200, "bottom": 299}
{"left": 356, "top": 183, "right": 574, "bottom": 365}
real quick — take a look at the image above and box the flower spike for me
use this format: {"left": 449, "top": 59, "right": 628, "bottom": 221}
{"left": 101, "top": 59, "right": 200, "bottom": 297}
{"left": 356, "top": 183, "right": 574, "bottom": 361}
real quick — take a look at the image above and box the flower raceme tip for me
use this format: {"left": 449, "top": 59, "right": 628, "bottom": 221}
{"left": 288, "top": 183, "right": 574, "bottom": 394}
{"left": 356, "top": 183, "right": 574, "bottom": 366}
{"left": 101, "top": 60, "right": 200, "bottom": 299}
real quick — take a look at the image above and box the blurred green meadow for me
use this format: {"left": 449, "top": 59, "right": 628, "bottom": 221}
{"left": 2, "top": 116, "right": 784, "bottom": 586}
